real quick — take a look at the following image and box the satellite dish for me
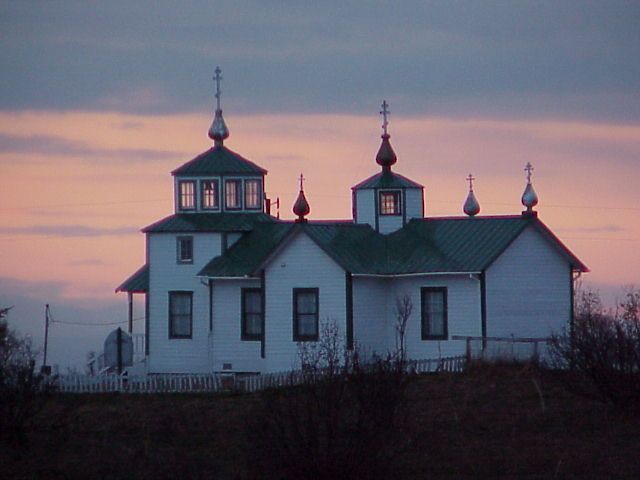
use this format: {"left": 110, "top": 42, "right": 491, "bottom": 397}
{"left": 104, "top": 328, "right": 133, "bottom": 370}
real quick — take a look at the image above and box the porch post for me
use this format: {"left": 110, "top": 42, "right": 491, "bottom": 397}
{"left": 127, "top": 292, "right": 133, "bottom": 334}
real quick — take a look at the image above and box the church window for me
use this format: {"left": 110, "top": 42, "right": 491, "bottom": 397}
{"left": 176, "top": 236, "right": 193, "bottom": 264}
{"left": 169, "top": 291, "right": 192, "bottom": 339}
{"left": 421, "top": 287, "right": 448, "bottom": 340}
{"left": 244, "top": 179, "right": 262, "bottom": 210}
{"left": 380, "top": 191, "right": 401, "bottom": 215}
{"left": 241, "top": 288, "right": 263, "bottom": 341}
{"left": 225, "top": 179, "right": 242, "bottom": 209}
{"left": 178, "top": 181, "right": 195, "bottom": 210}
{"left": 201, "top": 180, "right": 219, "bottom": 210}
{"left": 293, "top": 288, "right": 319, "bottom": 341}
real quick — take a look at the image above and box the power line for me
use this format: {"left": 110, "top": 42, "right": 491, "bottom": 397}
{"left": 50, "top": 316, "right": 145, "bottom": 327}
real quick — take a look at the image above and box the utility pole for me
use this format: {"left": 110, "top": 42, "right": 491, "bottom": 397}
{"left": 41, "top": 304, "right": 51, "bottom": 375}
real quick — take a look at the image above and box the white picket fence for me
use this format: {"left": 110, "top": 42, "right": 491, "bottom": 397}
{"left": 239, "top": 355, "right": 466, "bottom": 393}
{"left": 54, "top": 355, "right": 467, "bottom": 394}
{"left": 55, "top": 373, "right": 223, "bottom": 394}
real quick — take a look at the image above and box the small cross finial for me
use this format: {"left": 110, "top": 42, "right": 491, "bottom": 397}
{"left": 524, "top": 162, "right": 534, "bottom": 184}
{"left": 299, "top": 173, "right": 305, "bottom": 191}
{"left": 213, "top": 66, "right": 223, "bottom": 111}
{"left": 380, "top": 100, "right": 390, "bottom": 136}
{"left": 466, "top": 174, "right": 475, "bottom": 191}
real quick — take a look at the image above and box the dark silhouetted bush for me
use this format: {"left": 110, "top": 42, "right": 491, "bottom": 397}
{"left": 550, "top": 288, "right": 640, "bottom": 407}
{"left": 245, "top": 322, "right": 414, "bottom": 479}
{"left": 0, "top": 307, "right": 52, "bottom": 448}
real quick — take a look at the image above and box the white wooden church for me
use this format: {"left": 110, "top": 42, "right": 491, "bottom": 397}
{"left": 117, "top": 68, "right": 588, "bottom": 374}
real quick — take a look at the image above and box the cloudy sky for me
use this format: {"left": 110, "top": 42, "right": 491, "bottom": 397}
{"left": 1, "top": 1, "right": 639, "bottom": 368}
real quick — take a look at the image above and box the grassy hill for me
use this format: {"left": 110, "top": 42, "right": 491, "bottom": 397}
{"left": 3, "top": 363, "right": 640, "bottom": 479}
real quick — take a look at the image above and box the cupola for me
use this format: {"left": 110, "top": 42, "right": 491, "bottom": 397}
{"left": 170, "top": 67, "right": 268, "bottom": 215}
{"left": 351, "top": 101, "right": 424, "bottom": 234}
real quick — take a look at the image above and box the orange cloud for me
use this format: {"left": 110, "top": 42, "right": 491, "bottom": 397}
{"left": 1, "top": 110, "right": 638, "bottom": 299}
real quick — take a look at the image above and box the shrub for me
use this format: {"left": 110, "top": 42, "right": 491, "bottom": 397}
{"left": 0, "top": 307, "right": 52, "bottom": 448}
{"left": 245, "top": 322, "right": 414, "bottom": 479}
{"left": 549, "top": 288, "right": 640, "bottom": 407}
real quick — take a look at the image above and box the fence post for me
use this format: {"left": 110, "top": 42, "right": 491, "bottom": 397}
{"left": 466, "top": 337, "right": 471, "bottom": 363}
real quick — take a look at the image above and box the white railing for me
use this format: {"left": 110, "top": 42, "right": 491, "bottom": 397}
{"left": 411, "top": 355, "right": 467, "bottom": 374}
{"left": 132, "top": 333, "right": 145, "bottom": 363}
{"left": 452, "top": 335, "right": 551, "bottom": 364}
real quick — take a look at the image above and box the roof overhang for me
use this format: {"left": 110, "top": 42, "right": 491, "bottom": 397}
{"left": 196, "top": 275, "right": 258, "bottom": 281}
{"left": 352, "top": 271, "right": 482, "bottom": 278}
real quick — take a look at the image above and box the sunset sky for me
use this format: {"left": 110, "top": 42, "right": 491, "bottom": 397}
{"left": 1, "top": 1, "right": 639, "bottom": 369}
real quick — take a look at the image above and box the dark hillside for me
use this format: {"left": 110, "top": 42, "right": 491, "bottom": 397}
{"left": 2, "top": 365, "right": 639, "bottom": 479}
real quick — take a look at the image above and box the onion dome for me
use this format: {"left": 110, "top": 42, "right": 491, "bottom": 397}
{"left": 463, "top": 174, "right": 480, "bottom": 217}
{"left": 208, "top": 109, "right": 229, "bottom": 145}
{"left": 293, "top": 173, "right": 310, "bottom": 223}
{"left": 375, "top": 100, "right": 398, "bottom": 171}
{"left": 521, "top": 162, "right": 539, "bottom": 213}
{"left": 208, "top": 66, "right": 230, "bottom": 146}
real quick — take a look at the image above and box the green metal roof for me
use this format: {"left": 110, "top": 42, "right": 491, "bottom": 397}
{"left": 198, "top": 215, "right": 587, "bottom": 278}
{"left": 352, "top": 169, "right": 423, "bottom": 190}
{"left": 172, "top": 145, "right": 267, "bottom": 176}
{"left": 116, "top": 264, "right": 149, "bottom": 293}
{"left": 143, "top": 212, "right": 276, "bottom": 233}
{"left": 199, "top": 223, "right": 295, "bottom": 277}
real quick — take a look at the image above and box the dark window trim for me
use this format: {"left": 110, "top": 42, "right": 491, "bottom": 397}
{"left": 224, "top": 179, "right": 243, "bottom": 211}
{"left": 421, "top": 287, "right": 448, "bottom": 341}
{"left": 293, "top": 288, "right": 319, "bottom": 342}
{"left": 176, "top": 236, "right": 194, "bottom": 264}
{"left": 241, "top": 287, "right": 263, "bottom": 341}
{"left": 177, "top": 180, "right": 196, "bottom": 211}
{"left": 168, "top": 291, "right": 193, "bottom": 339}
{"left": 200, "top": 179, "right": 220, "bottom": 211}
{"left": 243, "top": 178, "right": 262, "bottom": 211}
{"left": 379, "top": 190, "right": 402, "bottom": 216}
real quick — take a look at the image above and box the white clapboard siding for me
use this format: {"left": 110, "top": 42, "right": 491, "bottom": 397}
{"left": 404, "top": 188, "right": 424, "bottom": 221}
{"left": 378, "top": 213, "right": 404, "bottom": 234}
{"left": 352, "top": 277, "right": 391, "bottom": 355}
{"left": 210, "top": 279, "right": 264, "bottom": 373}
{"left": 486, "top": 226, "right": 571, "bottom": 338}
{"left": 354, "top": 189, "right": 375, "bottom": 227}
{"left": 264, "top": 232, "right": 347, "bottom": 372}
{"left": 388, "top": 275, "right": 482, "bottom": 359}
{"left": 147, "top": 232, "right": 222, "bottom": 373}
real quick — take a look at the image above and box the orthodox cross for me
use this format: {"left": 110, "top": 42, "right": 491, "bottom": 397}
{"left": 466, "top": 174, "right": 475, "bottom": 191}
{"left": 214, "top": 66, "right": 223, "bottom": 111}
{"left": 524, "top": 162, "right": 534, "bottom": 184}
{"left": 380, "top": 100, "right": 390, "bottom": 135}
{"left": 299, "top": 173, "right": 305, "bottom": 191}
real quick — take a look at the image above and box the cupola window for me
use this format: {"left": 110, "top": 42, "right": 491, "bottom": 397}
{"left": 225, "top": 179, "right": 242, "bottom": 210}
{"left": 244, "top": 179, "right": 262, "bottom": 210}
{"left": 201, "top": 179, "right": 219, "bottom": 210}
{"left": 178, "top": 181, "right": 195, "bottom": 210}
{"left": 380, "top": 191, "right": 401, "bottom": 216}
